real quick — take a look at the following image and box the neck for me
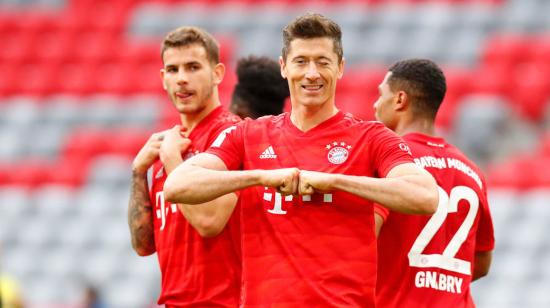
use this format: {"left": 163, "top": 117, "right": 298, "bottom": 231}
{"left": 290, "top": 100, "right": 338, "bottom": 132}
{"left": 393, "top": 115, "right": 436, "bottom": 137}
{"left": 180, "top": 97, "right": 220, "bottom": 133}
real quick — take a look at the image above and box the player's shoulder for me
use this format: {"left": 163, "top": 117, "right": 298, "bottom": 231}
{"left": 215, "top": 109, "right": 242, "bottom": 125}
{"left": 352, "top": 118, "right": 397, "bottom": 136}
{"left": 244, "top": 112, "right": 286, "bottom": 128}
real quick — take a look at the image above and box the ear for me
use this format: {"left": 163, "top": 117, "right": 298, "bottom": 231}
{"left": 212, "top": 63, "right": 225, "bottom": 86}
{"left": 160, "top": 68, "right": 167, "bottom": 90}
{"left": 279, "top": 56, "right": 287, "bottom": 79}
{"left": 394, "top": 90, "right": 409, "bottom": 111}
{"left": 337, "top": 57, "right": 345, "bottom": 79}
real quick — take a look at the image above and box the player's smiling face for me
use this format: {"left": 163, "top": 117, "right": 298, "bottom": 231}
{"left": 280, "top": 37, "right": 344, "bottom": 108}
{"left": 161, "top": 44, "right": 223, "bottom": 115}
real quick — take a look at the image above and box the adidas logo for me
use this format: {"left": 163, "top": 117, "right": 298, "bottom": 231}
{"left": 259, "top": 146, "right": 277, "bottom": 159}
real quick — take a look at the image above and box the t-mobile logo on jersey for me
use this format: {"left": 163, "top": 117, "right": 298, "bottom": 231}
{"left": 155, "top": 191, "right": 177, "bottom": 231}
{"left": 263, "top": 187, "right": 333, "bottom": 215}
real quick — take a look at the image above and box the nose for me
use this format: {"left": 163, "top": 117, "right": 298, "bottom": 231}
{"left": 305, "top": 62, "right": 320, "bottom": 80}
{"left": 373, "top": 99, "right": 379, "bottom": 111}
{"left": 176, "top": 70, "right": 188, "bottom": 84}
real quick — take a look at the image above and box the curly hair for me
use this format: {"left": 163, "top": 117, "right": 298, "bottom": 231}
{"left": 388, "top": 58, "right": 447, "bottom": 119}
{"left": 231, "top": 55, "right": 289, "bottom": 119}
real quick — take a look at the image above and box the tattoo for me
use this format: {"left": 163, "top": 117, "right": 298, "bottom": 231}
{"left": 128, "top": 171, "right": 156, "bottom": 255}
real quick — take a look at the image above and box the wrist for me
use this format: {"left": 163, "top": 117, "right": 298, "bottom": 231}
{"left": 132, "top": 164, "right": 148, "bottom": 176}
{"left": 330, "top": 173, "right": 344, "bottom": 191}
{"left": 247, "top": 169, "right": 266, "bottom": 187}
{"left": 161, "top": 154, "right": 183, "bottom": 174}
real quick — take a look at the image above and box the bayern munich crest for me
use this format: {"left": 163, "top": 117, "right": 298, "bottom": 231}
{"left": 326, "top": 141, "right": 352, "bottom": 164}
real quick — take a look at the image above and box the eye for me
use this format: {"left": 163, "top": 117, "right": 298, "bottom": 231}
{"left": 166, "top": 67, "right": 178, "bottom": 73}
{"left": 189, "top": 64, "right": 201, "bottom": 72}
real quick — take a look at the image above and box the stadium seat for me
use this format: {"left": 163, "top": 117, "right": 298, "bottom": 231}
{"left": 481, "top": 35, "right": 530, "bottom": 67}
{"left": 510, "top": 63, "right": 550, "bottom": 121}
{"left": 538, "top": 133, "right": 550, "bottom": 157}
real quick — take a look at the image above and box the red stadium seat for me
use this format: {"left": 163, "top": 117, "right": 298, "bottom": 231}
{"left": 0, "top": 64, "right": 18, "bottom": 97}
{"left": 481, "top": 35, "right": 530, "bottom": 68}
{"left": 435, "top": 92, "right": 460, "bottom": 131}
{"left": 336, "top": 91, "right": 376, "bottom": 121}
{"left": 443, "top": 67, "right": 472, "bottom": 99}
{"left": 105, "top": 129, "right": 150, "bottom": 158}
{"left": 0, "top": 31, "right": 34, "bottom": 65}
{"left": 486, "top": 155, "right": 530, "bottom": 189}
{"left": 95, "top": 62, "right": 134, "bottom": 95}
{"left": 525, "top": 35, "right": 550, "bottom": 67}
{"left": 61, "top": 128, "right": 110, "bottom": 162}
{"left": 15, "top": 62, "right": 59, "bottom": 97}
{"left": 56, "top": 62, "right": 99, "bottom": 95}
{"left": 45, "top": 157, "right": 89, "bottom": 188}
{"left": 337, "top": 67, "right": 386, "bottom": 96}
{"left": 8, "top": 159, "right": 50, "bottom": 188}
{"left": 538, "top": 133, "right": 550, "bottom": 157}
{"left": 510, "top": 63, "right": 550, "bottom": 121}
{"left": 468, "top": 65, "right": 512, "bottom": 97}
{"left": 74, "top": 32, "right": 123, "bottom": 65}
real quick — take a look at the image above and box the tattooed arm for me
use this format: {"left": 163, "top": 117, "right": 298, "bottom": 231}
{"left": 128, "top": 131, "right": 171, "bottom": 256}
{"left": 128, "top": 171, "right": 156, "bottom": 256}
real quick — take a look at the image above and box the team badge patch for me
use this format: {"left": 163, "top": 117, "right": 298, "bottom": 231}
{"left": 326, "top": 141, "right": 352, "bottom": 164}
{"left": 399, "top": 142, "right": 412, "bottom": 155}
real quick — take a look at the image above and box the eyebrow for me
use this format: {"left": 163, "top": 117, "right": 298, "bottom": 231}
{"left": 291, "top": 55, "right": 333, "bottom": 62}
{"left": 165, "top": 60, "right": 202, "bottom": 68}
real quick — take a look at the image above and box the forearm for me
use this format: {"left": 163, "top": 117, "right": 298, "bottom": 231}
{"left": 128, "top": 171, "right": 156, "bottom": 256}
{"left": 472, "top": 250, "right": 492, "bottom": 281}
{"left": 164, "top": 163, "right": 262, "bottom": 204}
{"left": 331, "top": 173, "right": 437, "bottom": 214}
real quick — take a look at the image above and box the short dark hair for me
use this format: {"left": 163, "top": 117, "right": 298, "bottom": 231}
{"left": 282, "top": 13, "right": 343, "bottom": 63}
{"left": 388, "top": 59, "right": 447, "bottom": 119}
{"left": 231, "top": 55, "right": 289, "bottom": 118}
{"left": 161, "top": 26, "right": 219, "bottom": 64}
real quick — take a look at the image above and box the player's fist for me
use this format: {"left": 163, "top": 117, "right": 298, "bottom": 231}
{"left": 260, "top": 168, "right": 300, "bottom": 195}
{"left": 132, "top": 129, "right": 171, "bottom": 175}
{"left": 159, "top": 125, "right": 191, "bottom": 169}
{"left": 299, "top": 170, "right": 334, "bottom": 195}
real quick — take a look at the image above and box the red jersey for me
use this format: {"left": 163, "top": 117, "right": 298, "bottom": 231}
{"left": 207, "top": 112, "right": 413, "bottom": 307}
{"left": 150, "top": 106, "right": 242, "bottom": 307}
{"left": 375, "top": 133, "right": 495, "bottom": 308}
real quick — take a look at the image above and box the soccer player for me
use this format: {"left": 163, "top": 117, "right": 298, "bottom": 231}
{"left": 127, "top": 26, "right": 241, "bottom": 307}
{"left": 163, "top": 14, "right": 438, "bottom": 307}
{"left": 373, "top": 59, "right": 495, "bottom": 308}
{"left": 230, "top": 55, "right": 289, "bottom": 119}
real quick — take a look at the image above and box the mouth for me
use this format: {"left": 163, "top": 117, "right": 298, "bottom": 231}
{"left": 175, "top": 91, "right": 194, "bottom": 99}
{"left": 301, "top": 84, "right": 323, "bottom": 91}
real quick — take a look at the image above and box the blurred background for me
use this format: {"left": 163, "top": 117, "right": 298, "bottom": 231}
{"left": 0, "top": 0, "right": 548, "bottom": 307}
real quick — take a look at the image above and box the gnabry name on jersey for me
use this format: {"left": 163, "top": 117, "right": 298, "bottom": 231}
{"left": 415, "top": 270, "right": 463, "bottom": 294}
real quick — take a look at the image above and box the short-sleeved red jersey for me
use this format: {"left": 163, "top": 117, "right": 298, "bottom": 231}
{"left": 150, "top": 106, "right": 242, "bottom": 307}
{"left": 375, "top": 133, "right": 495, "bottom": 308}
{"left": 207, "top": 112, "right": 413, "bottom": 307}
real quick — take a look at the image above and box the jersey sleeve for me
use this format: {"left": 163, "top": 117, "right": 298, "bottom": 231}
{"left": 205, "top": 118, "right": 241, "bottom": 148}
{"left": 206, "top": 122, "right": 245, "bottom": 171}
{"left": 369, "top": 123, "right": 414, "bottom": 177}
{"left": 475, "top": 183, "right": 495, "bottom": 252}
{"left": 373, "top": 203, "right": 390, "bottom": 221}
